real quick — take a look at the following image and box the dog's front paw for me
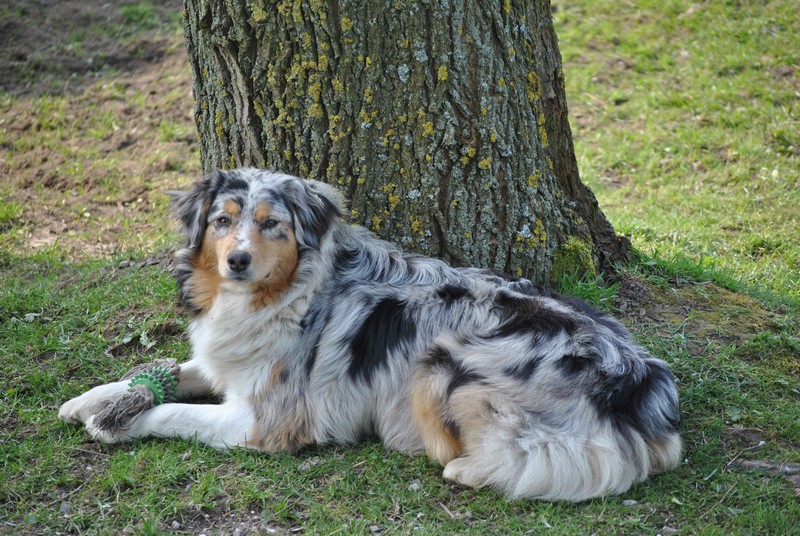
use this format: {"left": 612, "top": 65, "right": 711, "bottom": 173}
{"left": 58, "top": 381, "right": 131, "bottom": 425}
{"left": 85, "top": 415, "right": 133, "bottom": 444}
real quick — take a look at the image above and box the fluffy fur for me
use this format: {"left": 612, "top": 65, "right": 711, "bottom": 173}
{"left": 60, "top": 168, "right": 681, "bottom": 501}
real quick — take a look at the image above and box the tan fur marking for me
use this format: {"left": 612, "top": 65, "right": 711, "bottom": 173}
{"left": 410, "top": 380, "right": 462, "bottom": 465}
{"left": 254, "top": 203, "right": 271, "bottom": 224}
{"left": 222, "top": 200, "right": 241, "bottom": 217}
{"left": 187, "top": 228, "right": 223, "bottom": 312}
{"left": 269, "top": 359, "right": 287, "bottom": 388}
{"left": 249, "top": 226, "right": 299, "bottom": 309}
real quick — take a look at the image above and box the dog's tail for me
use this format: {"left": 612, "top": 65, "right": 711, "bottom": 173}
{"left": 416, "top": 344, "right": 681, "bottom": 501}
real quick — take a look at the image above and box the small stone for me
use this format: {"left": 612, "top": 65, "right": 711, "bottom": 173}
{"left": 59, "top": 502, "right": 72, "bottom": 515}
{"left": 171, "top": 521, "right": 181, "bottom": 529}
{"left": 232, "top": 528, "right": 245, "bottom": 536}
{"left": 118, "top": 260, "right": 132, "bottom": 269}
{"left": 622, "top": 499, "right": 638, "bottom": 506}
{"left": 370, "top": 526, "right": 383, "bottom": 533}
{"left": 408, "top": 479, "right": 421, "bottom": 491}
{"left": 122, "top": 526, "right": 135, "bottom": 535}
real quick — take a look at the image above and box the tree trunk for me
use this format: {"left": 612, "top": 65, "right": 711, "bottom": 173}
{"left": 182, "top": 0, "right": 631, "bottom": 284}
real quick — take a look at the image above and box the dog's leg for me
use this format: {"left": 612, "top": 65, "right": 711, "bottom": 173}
{"left": 85, "top": 401, "right": 254, "bottom": 449}
{"left": 59, "top": 380, "right": 130, "bottom": 425}
{"left": 59, "top": 360, "right": 214, "bottom": 426}
{"left": 173, "top": 359, "right": 214, "bottom": 399}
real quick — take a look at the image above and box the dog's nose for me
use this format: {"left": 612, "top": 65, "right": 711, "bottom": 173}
{"left": 227, "top": 251, "right": 252, "bottom": 273}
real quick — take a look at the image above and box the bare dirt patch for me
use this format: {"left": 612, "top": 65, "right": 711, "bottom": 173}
{"left": 1, "top": 0, "right": 199, "bottom": 259}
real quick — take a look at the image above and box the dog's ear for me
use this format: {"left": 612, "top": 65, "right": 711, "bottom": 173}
{"left": 286, "top": 178, "right": 343, "bottom": 250}
{"left": 169, "top": 170, "right": 228, "bottom": 249}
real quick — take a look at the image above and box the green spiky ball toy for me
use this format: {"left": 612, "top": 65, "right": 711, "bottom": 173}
{"left": 93, "top": 359, "right": 180, "bottom": 432}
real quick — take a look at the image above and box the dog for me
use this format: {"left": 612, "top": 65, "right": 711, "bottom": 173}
{"left": 59, "top": 168, "right": 681, "bottom": 501}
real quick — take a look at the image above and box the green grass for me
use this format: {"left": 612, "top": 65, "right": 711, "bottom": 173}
{"left": 2, "top": 0, "right": 800, "bottom": 533}
{"left": 554, "top": 0, "right": 800, "bottom": 303}
{"left": 2, "top": 250, "right": 799, "bottom": 534}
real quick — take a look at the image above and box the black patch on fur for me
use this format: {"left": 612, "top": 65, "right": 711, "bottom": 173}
{"left": 446, "top": 366, "right": 485, "bottom": 398}
{"left": 305, "top": 344, "right": 318, "bottom": 378}
{"left": 553, "top": 293, "right": 630, "bottom": 338}
{"left": 285, "top": 180, "right": 341, "bottom": 249}
{"left": 421, "top": 345, "right": 454, "bottom": 369}
{"left": 436, "top": 284, "right": 470, "bottom": 304}
{"left": 504, "top": 356, "right": 542, "bottom": 381}
{"left": 348, "top": 298, "right": 417, "bottom": 385}
{"left": 332, "top": 246, "right": 359, "bottom": 276}
{"left": 557, "top": 352, "right": 600, "bottom": 375}
{"left": 592, "top": 359, "right": 681, "bottom": 438}
{"left": 300, "top": 298, "right": 332, "bottom": 378}
{"left": 443, "top": 417, "right": 461, "bottom": 440}
{"left": 278, "top": 366, "right": 290, "bottom": 384}
{"left": 217, "top": 175, "right": 249, "bottom": 195}
{"left": 492, "top": 292, "right": 578, "bottom": 339}
{"left": 422, "top": 346, "right": 486, "bottom": 398}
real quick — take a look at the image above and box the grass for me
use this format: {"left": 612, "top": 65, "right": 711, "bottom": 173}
{"left": 2, "top": 0, "right": 800, "bottom": 534}
{"left": 554, "top": 0, "right": 800, "bottom": 303}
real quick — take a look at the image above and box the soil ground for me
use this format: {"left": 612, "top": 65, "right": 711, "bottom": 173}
{"left": 1, "top": 0, "right": 199, "bottom": 258}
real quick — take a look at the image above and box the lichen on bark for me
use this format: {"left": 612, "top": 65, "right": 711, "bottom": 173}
{"left": 182, "top": 0, "right": 631, "bottom": 284}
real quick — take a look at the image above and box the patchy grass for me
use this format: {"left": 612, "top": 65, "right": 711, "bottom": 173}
{"left": 1, "top": 0, "right": 799, "bottom": 534}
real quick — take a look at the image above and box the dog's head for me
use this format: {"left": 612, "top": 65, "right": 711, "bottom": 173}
{"left": 171, "top": 169, "right": 342, "bottom": 312}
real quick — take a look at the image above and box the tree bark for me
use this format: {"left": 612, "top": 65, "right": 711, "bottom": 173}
{"left": 182, "top": 0, "right": 631, "bottom": 284}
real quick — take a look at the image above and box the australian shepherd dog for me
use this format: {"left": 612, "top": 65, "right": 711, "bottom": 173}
{"left": 60, "top": 168, "right": 681, "bottom": 501}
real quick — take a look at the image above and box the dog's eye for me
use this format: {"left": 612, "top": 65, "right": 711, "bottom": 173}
{"left": 262, "top": 218, "right": 279, "bottom": 230}
{"left": 215, "top": 216, "right": 231, "bottom": 227}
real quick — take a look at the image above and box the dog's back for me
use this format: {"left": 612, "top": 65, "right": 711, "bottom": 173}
{"left": 300, "top": 222, "right": 681, "bottom": 501}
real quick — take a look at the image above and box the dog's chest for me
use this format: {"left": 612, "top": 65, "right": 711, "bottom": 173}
{"left": 189, "top": 291, "right": 306, "bottom": 390}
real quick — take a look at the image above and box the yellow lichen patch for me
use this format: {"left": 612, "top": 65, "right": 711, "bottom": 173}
{"left": 526, "top": 71, "right": 541, "bottom": 102}
{"left": 371, "top": 215, "right": 382, "bottom": 231}
{"left": 307, "top": 103, "right": 323, "bottom": 118}
{"left": 508, "top": 46, "right": 516, "bottom": 59}
{"left": 251, "top": 4, "right": 268, "bottom": 22}
{"left": 538, "top": 112, "right": 548, "bottom": 145}
{"left": 498, "top": 77, "right": 506, "bottom": 88}
{"left": 388, "top": 194, "right": 400, "bottom": 208}
{"left": 478, "top": 157, "right": 492, "bottom": 170}
{"left": 422, "top": 122, "right": 434, "bottom": 137}
{"left": 253, "top": 100, "right": 265, "bottom": 118}
{"left": 309, "top": 82, "right": 321, "bottom": 102}
{"left": 341, "top": 16, "right": 353, "bottom": 32}
{"left": 437, "top": 65, "right": 449, "bottom": 81}
{"left": 410, "top": 217, "right": 423, "bottom": 235}
{"left": 527, "top": 169, "right": 541, "bottom": 189}
{"left": 331, "top": 78, "right": 343, "bottom": 92}
{"left": 214, "top": 111, "right": 225, "bottom": 138}
{"left": 364, "top": 88, "right": 373, "bottom": 104}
